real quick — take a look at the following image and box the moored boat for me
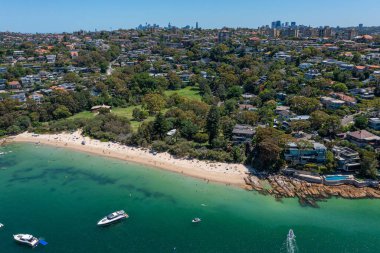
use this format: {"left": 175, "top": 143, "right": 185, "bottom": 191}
{"left": 13, "top": 234, "right": 39, "bottom": 247}
{"left": 192, "top": 217, "right": 201, "bottom": 223}
{"left": 97, "top": 210, "right": 128, "bottom": 226}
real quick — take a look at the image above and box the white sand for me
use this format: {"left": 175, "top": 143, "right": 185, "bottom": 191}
{"left": 10, "top": 131, "right": 250, "bottom": 187}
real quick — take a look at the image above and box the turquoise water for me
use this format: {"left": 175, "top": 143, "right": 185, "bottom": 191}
{"left": 1, "top": 143, "right": 380, "bottom": 253}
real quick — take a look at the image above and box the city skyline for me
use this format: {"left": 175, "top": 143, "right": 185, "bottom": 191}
{"left": 0, "top": 0, "right": 379, "bottom": 33}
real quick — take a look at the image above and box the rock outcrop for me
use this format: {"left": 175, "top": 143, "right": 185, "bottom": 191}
{"left": 245, "top": 175, "right": 380, "bottom": 207}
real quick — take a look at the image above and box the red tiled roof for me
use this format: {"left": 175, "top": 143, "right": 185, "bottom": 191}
{"left": 331, "top": 92, "right": 356, "bottom": 103}
{"left": 348, "top": 130, "right": 379, "bottom": 140}
{"left": 363, "top": 35, "right": 373, "bottom": 40}
{"left": 355, "top": 66, "right": 366, "bottom": 70}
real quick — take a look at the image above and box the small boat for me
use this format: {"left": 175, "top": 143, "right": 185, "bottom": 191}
{"left": 192, "top": 218, "right": 201, "bottom": 223}
{"left": 97, "top": 210, "right": 128, "bottom": 226}
{"left": 0, "top": 223, "right": 3, "bottom": 228}
{"left": 287, "top": 229, "right": 296, "bottom": 240}
{"left": 13, "top": 234, "right": 39, "bottom": 247}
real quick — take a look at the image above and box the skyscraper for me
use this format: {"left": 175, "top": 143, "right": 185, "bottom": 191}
{"left": 196, "top": 22, "right": 199, "bottom": 29}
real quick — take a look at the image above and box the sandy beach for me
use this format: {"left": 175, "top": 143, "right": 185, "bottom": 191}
{"left": 9, "top": 131, "right": 250, "bottom": 186}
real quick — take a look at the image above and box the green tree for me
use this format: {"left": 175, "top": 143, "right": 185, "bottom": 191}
{"left": 153, "top": 113, "right": 172, "bottom": 139}
{"left": 252, "top": 127, "right": 291, "bottom": 172}
{"left": 53, "top": 105, "right": 72, "bottom": 119}
{"left": 133, "top": 108, "right": 148, "bottom": 121}
{"left": 289, "top": 96, "right": 320, "bottom": 115}
{"left": 354, "top": 115, "right": 368, "bottom": 129}
{"left": 220, "top": 116, "right": 236, "bottom": 140}
{"left": 206, "top": 106, "right": 220, "bottom": 144}
{"left": 142, "top": 93, "right": 166, "bottom": 115}
{"left": 167, "top": 71, "right": 182, "bottom": 90}
{"left": 332, "top": 83, "right": 348, "bottom": 93}
{"left": 360, "top": 151, "right": 378, "bottom": 179}
{"left": 180, "top": 120, "right": 199, "bottom": 140}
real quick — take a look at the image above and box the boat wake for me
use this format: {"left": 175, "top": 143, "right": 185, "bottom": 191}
{"left": 281, "top": 229, "right": 298, "bottom": 253}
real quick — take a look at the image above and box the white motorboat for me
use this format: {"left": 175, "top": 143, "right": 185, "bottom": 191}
{"left": 97, "top": 210, "right": 128, "bottom": 226}
{"left": 0, "top": 223, "right": 3, "bottom": 228}
{"left": 192, "top": 218, "right": 201, "bottom": 223}
{"left": 287, "top": 229, "right": 295, "bottom": 240}
{"left": 13, "top": 234, "right": 39, "bottom": 247}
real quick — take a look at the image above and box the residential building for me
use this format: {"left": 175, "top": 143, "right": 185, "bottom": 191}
{"left": 46, "top": 55, "right": 56, "bottom": 64}
{"left": 273, "top": 51, "right": 292, "bottom": 62}
{"left": 218, "top": 30, "right": 231, "bottom": 43}
{"left": 369, "top": 118, "right": 380, "bottom": 130}
{"left": 346, "top": 130, "right": 380, "bottom": 148}
{"left": 7, "top": 81, "right": 22, "bottom": 89}
{"left": 305, "top": 69, "right": 321, "bottom": 80}
{"left": 284, "top": 142, "right": 327, "bottom": 165}
{"left": 10, "top": 93, "right": 26, "bottom": 102}
{"left": 239, "top": 104, "right": 256, "bottom": 111}
{"left": 320, "top": 96, "right": 345, "bottom": 109}
{"left": 28, "top": 93, "right": 44, "bottom": 103}
{"left": 232, "top": 124, "right": 255, "bottom": 144}
{"left": 332, "top": 146, "right": 361, "bottom": 172}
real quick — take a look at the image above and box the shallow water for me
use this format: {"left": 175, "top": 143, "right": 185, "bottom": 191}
{"left": 0, "top": 143, "right": 379, "bottom": 253}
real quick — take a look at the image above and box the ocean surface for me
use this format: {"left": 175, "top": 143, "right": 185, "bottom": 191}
{"left": 1, "top": 143, "right": 380, "bottom": 253}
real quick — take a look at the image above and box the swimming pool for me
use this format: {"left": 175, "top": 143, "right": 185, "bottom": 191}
{"left": 324, "top": 175, "right": 351, "bottom": 181}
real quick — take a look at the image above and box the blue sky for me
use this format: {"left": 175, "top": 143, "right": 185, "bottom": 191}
{"left": 1, "top": 0, "right": 379, "bottom": 33}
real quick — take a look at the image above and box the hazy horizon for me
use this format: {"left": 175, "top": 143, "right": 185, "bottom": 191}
{"left": 0, "top": 0, "right": 379, "bottom": 33}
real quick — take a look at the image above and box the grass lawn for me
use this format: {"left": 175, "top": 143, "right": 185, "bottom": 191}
{"left": 164, "top": 86, "right": 202, "bottom": 101}
{"left": 68, "top": 86, "right": 200, "bottom": 132}
{"left": 69, "top": 105, "right": 161, "bottom": 132}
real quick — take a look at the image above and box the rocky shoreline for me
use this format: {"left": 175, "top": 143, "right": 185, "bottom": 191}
{"left": 245, "top": 175, "right": 380, "bottom": 207}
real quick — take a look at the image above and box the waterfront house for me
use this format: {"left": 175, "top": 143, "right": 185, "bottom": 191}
{"left": 346, "top": 130, "right": 380, "bottom": 148}
{"left": 369, "top": 118, "right": 380, "bottom": 131}
{"left": 332, "top": 146, "right": 361, "bottom": 172}
{"left": 284, "top": 142, "right": 327, "bottom": 165}
{"left": 232, "top": 124, "right": 255, "bottom": 144}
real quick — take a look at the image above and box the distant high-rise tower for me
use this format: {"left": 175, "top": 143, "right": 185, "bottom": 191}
{"left": 275, "top": 20, "right": 281, "bottom": 29}
{"left": 359, "top": 24, "right": 363, "bottom": 29}
{"left": 291, "top": 22, "right": 296, "bottom": 27}
{"left": 196, "top": 22, "right": 199, "bottom": 29}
